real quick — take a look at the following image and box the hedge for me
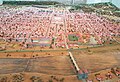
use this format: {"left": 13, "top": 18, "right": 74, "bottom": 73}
{"left": 3, "top": 1, "right": 61, "bottom": 5}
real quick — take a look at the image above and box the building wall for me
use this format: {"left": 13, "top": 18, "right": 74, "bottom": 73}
{"left": 87, "top": 0, "right": 110, "bottom": 4}
{"left": 101, "top": 0, "right": 110, "bottom": 3}
{"left": 74, "top": 0, "right": 87, "bottom": 4}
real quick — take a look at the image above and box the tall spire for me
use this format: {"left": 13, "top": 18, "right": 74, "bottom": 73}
{"left": 71, "top": 0, "right": 75, "bottom": 5}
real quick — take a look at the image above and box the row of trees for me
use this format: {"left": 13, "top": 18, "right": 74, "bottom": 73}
{"left": 3, "top": 1, "right": 60, "bottom": 5}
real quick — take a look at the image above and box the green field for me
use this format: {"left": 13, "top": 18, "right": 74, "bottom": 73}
{"left": 68, "top": 34, "right": 78, "bottom": 41}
